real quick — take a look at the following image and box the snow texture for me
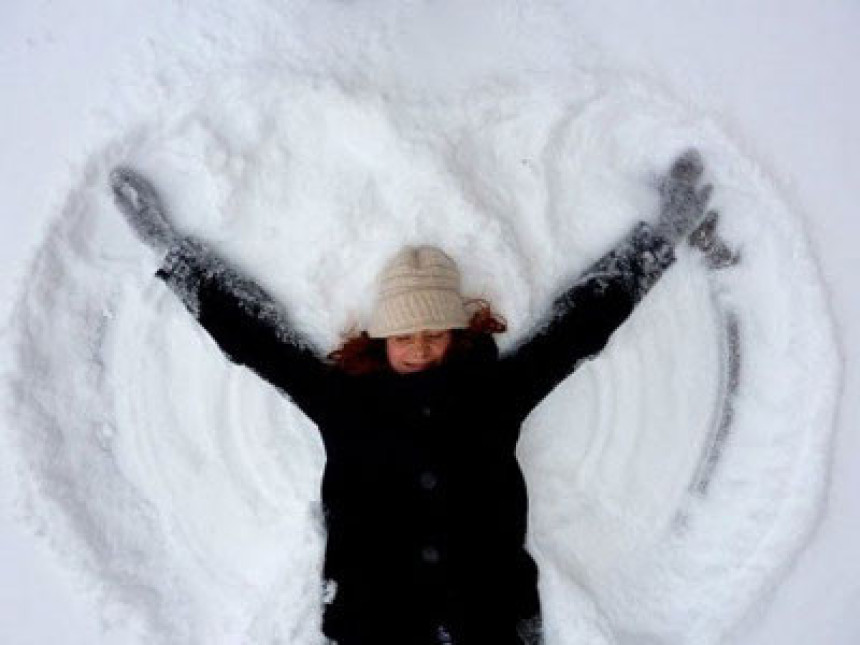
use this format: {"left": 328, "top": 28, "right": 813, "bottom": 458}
{"left": 0, "top": 1, "right": 843, "bottom": 644}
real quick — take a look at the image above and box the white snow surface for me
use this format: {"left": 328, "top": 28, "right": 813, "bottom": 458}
{"left": 1, "top": 1, "right": 856, "bottom": 644}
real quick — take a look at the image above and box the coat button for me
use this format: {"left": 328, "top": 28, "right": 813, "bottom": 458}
{"left": 419, "top": 471, "right": 438, "bottom": 491}
{"left": 436, "top": 624, "right": 454, "bottom": 644}
{"left": 421, "top": 545, "right": 441, "bottom": 564}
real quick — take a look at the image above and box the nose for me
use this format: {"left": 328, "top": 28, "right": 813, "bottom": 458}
{"left": 415, "top": 339, "right": 431, "bottom": 358}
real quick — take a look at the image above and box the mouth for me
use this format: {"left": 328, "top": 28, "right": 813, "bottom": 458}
{"left": 403, "top": 361, "right": 434, "bottom": 372}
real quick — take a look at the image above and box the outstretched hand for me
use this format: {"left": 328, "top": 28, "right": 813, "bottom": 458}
{"left": 110, "top": 167, "right": 178, "bottom": 254}
{"left": 655, "top": 149, "right": 715, "bottom": 245}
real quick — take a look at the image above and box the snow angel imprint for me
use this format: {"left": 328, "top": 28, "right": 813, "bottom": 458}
{"left": 109, "top": 149, "right": 727, "bottom": 645}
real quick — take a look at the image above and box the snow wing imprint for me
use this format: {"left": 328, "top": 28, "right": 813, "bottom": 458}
{"left": 1, "top": 69, "right": 841, "bottom": 645}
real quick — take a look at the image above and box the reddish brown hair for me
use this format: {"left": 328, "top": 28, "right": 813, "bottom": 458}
{"left": 328, "top": 299, "right": 507, "bottom": 375}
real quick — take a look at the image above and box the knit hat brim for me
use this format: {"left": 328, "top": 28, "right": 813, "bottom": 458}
{"left": 368, "top": 288, "right": 470, "bottom": 338}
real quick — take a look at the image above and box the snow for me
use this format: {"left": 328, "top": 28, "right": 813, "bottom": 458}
{"left": 1, "top": 1, "right": 857, "bottom": 644}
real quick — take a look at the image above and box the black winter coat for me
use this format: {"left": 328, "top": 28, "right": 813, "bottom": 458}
{"left": 156, "top": 223, "right": 674, "bottom": 645}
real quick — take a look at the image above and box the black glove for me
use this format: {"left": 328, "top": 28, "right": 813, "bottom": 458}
{"left": 110, "top": 166, "right": 178, "bottom": 254}
{"left": 655, "top": 148, "right": 714, "bottom": 244}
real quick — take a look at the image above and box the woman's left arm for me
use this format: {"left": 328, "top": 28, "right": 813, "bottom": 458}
{"left": 498, "top": 223, "right": 674, "bottom": 420}
{"left": 499, "top": 149, "right": 713, "bottom": 421}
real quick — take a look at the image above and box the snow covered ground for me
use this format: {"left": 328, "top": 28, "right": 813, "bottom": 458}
{"left": 1, "top": 1, "right": 858, "bottom": 643}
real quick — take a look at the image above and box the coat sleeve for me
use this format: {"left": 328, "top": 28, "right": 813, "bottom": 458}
{"left": 156, "top": 237, "right": 334, "bottom": 427}
{"left": 498, "top": 222, "right": 675, "bottom": 423}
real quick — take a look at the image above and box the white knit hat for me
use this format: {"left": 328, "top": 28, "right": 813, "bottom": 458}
{"left": 368, "top": 245, "right": 470, "bottom": 338}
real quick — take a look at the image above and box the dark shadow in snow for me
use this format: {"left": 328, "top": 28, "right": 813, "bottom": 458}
{"left": 687, "top": 213, "right": 742, "bottom": 497}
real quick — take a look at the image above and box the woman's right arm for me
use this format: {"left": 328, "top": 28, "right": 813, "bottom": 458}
{"left": 156, "top": 238, "right": 334, "bottom": 426}
{"left": 110, "top": 166, "right": 334, "bottom": 427}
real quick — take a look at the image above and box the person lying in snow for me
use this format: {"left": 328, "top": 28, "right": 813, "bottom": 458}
{"left": 110, "top": 150, "right": 718, "bottom": 645}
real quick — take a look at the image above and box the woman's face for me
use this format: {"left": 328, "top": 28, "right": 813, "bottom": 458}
{"left": 386, "top": 329, "right": 453, "bottom": 374}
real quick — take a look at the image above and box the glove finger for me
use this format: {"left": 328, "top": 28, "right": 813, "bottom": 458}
{"left": 697, "top": 184, "right": 713, "bottom": 209}
{"left": 691, "top": 209, "right": 718, "bottom": 234}
{"left": 671, "top": 148, "right": 704, "bottom": 183}
{"left": 109, "top": 166, "right": 134, "bottom": 190}
{"left": 689, "top": 210, "right": 718, "bottom": 246}
{"left": 702, "top": 209, "right": 719, "bottom": 233}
